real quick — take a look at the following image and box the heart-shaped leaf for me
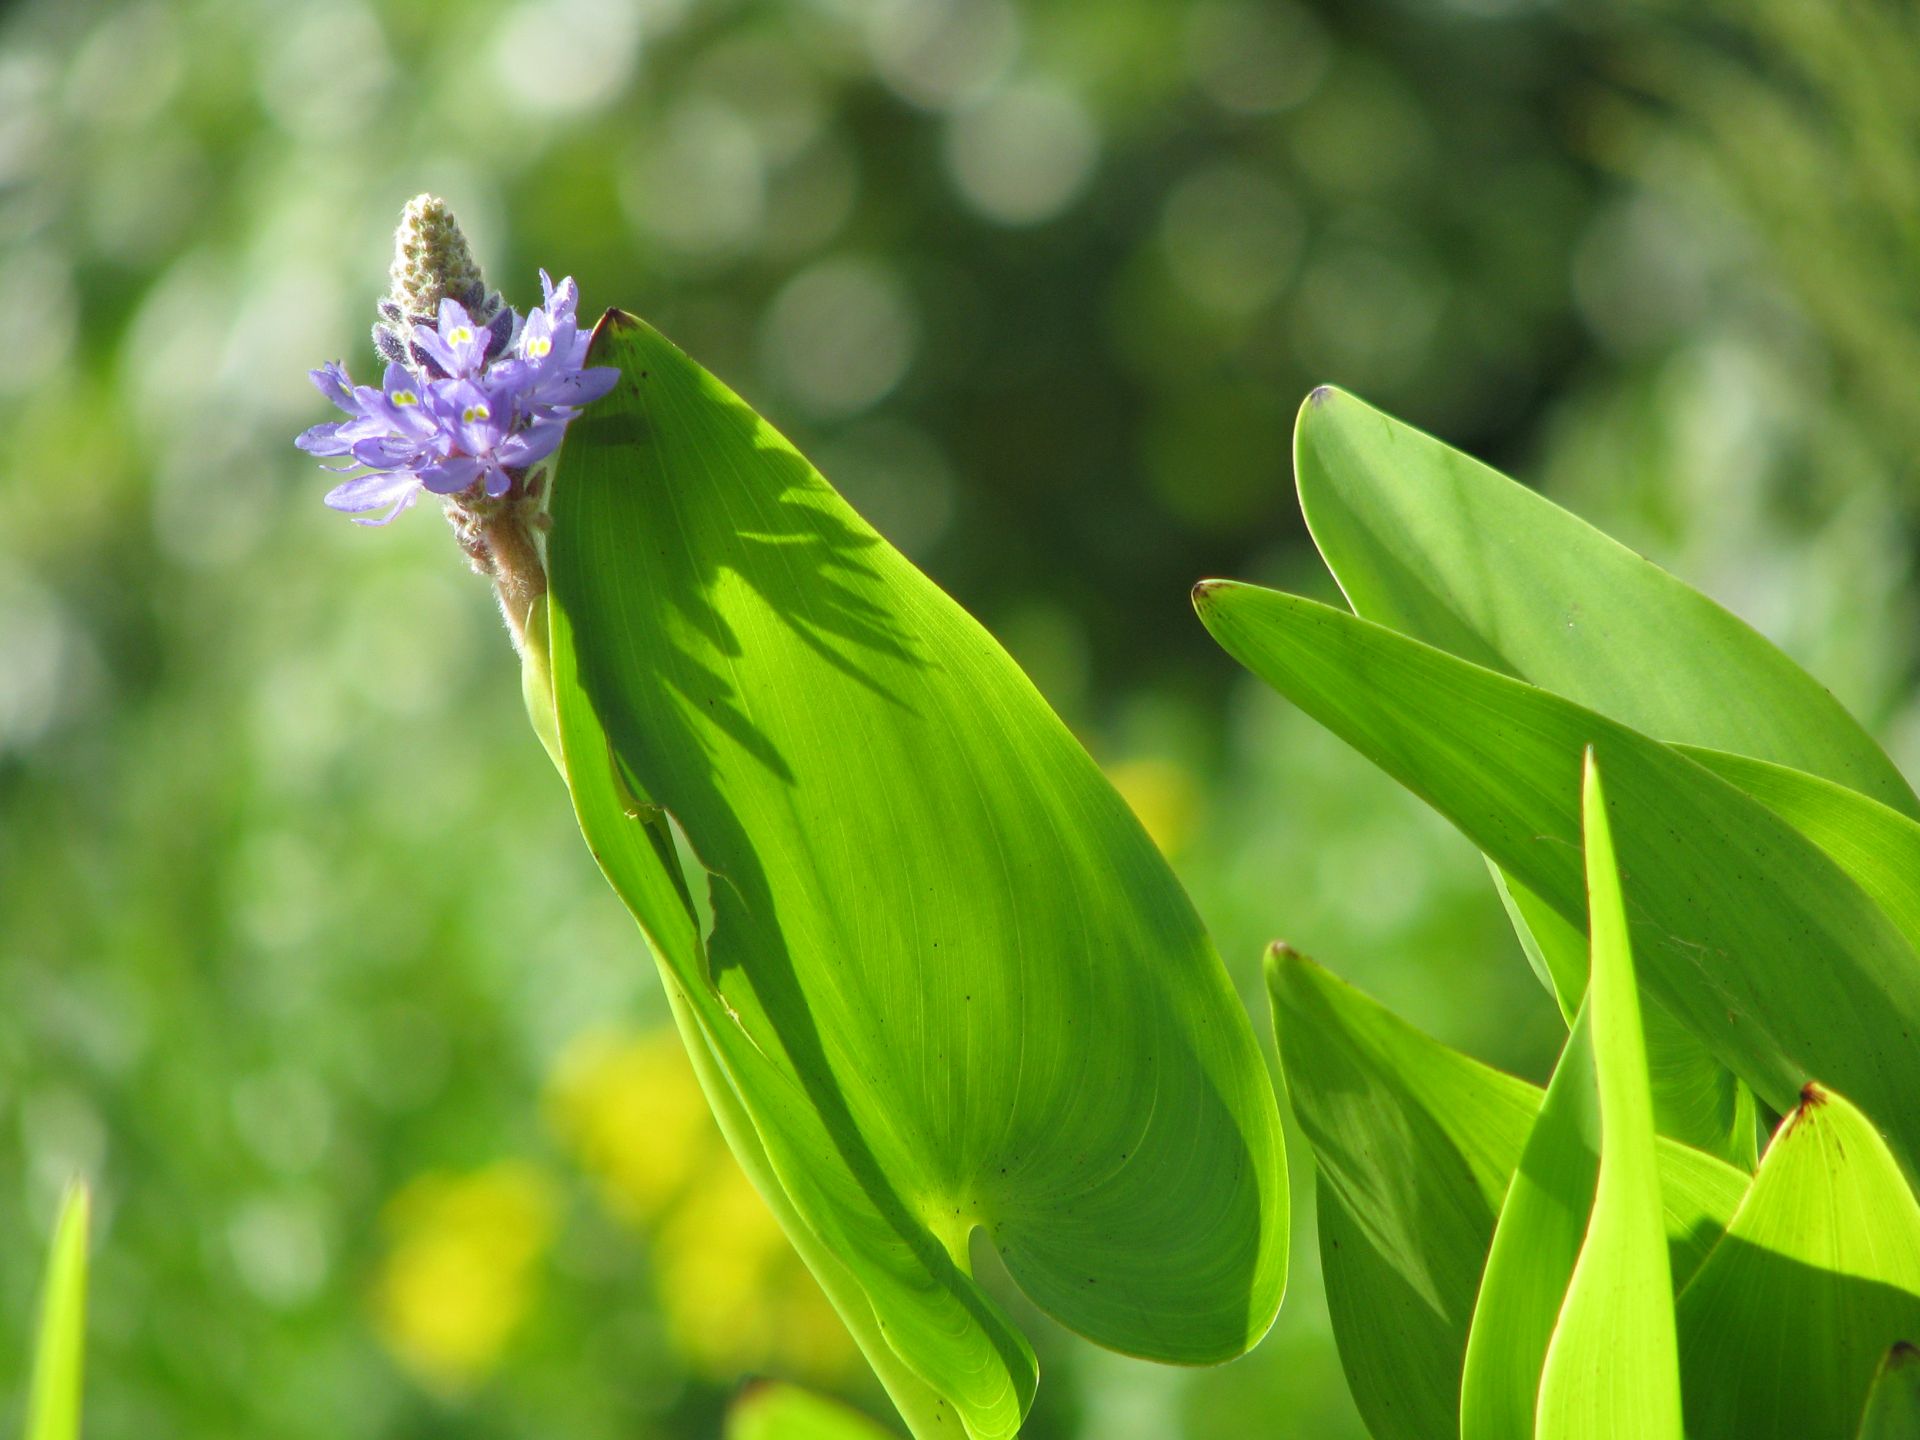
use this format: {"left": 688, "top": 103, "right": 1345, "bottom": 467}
{"left": 542, "top": 312, "right": 1288, "bottom": 1439}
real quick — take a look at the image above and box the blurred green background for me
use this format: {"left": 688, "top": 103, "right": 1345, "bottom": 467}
{"left": 4, "top": 0, "right": 1919, "bottom": 1435}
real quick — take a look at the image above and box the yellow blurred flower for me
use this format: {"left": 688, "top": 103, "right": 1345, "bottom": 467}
{"left": 545, "top": 1025, "right": 711, "bottom": 1223}
{"left": 370, "top": 1160, "right": 558, "bottom": 1394}
{"left": 546, "top": 1025, "right": 858, "bottom": 1384}
{"left": 1105, "top": 755, "right": 1202, "bottom": 857}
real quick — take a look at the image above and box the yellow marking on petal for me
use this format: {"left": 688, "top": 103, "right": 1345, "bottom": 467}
{"left": 394, "top": 390, "right": 419, "bottom": 406}
{"left": 462, "top": 403, "right": 490, "bottom": 423}
{"left": 527, "top": 337, "right": 552, "bottom": 358}
{"left": 451, "top": 326, "right": 474, "bottom": 343}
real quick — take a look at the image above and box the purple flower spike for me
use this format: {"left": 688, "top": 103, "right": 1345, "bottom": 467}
{"left": 294, "top": 271, "right": 615, "bottom": 527}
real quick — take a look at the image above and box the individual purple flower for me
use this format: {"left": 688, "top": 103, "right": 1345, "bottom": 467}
{"left": 415, "top": 381, "right": 566, "bottom": 500}
{"left": 410, "top": 298, "right": 499, "bottom": 380}
{"left": 294, "top": 271, "right": 614, "bottom": 527}
{"left": 484, "top": 270, "right": 617, "bottom": 417}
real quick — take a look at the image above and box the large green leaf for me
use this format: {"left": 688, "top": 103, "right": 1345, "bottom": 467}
{"left": 1676, "top": 1085, "right": 1920, "bottom": 1440}
{"left": 726, "top": 1382, "right": 900, "bottom": 1440}
{"left": 1858, "top": 1344, "right": 1920, "bottom": 1440}
{"left": 1292, "top": 385, "right": 1908, "bottom": 1162}
{"left": 542, "top": 312, "right": 1287, "bottom": 1438}
{"left": 1268, "top": 945, "right": 1743, "bottom": 1440}
{"left": 1679, "top": 746, "right": 1920, "bottom": 957}
{"left": 27, "top": 1182, "right": 89, "bottom": 1440}
{"left": 1196, "top": 583, "right": 1920, "bottom": 1169}
{"left": 1532, "top": 756, "right": 1682, "bottom": 1438}
{"left": 1268, "top": 944, "right": 1538, "bottom": 1440}
{"left": 1292, "top": 386, "right": 1916, "bottom": 815}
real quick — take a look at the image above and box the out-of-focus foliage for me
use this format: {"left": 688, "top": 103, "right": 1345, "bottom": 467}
{"left": 4, "top": 0, "right": 1920, "bottom": 1436}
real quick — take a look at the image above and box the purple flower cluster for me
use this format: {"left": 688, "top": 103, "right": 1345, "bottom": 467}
{"left": 296, "top": 273, "right": 617, "bottom": 525}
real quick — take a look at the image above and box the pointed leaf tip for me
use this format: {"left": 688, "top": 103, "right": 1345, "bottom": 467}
{"left": 28, "top": 1180, "right": 91, "bottom": 1440}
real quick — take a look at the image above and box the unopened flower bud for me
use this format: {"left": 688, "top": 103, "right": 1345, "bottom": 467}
{"left": 374, "top": 195, "right": 511, "bottom": 370}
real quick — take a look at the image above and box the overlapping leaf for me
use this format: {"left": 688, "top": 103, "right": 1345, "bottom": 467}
{"left": 1292, "top": 386, "right": 1916, "bottom": 813}
{"left": 1531, "top": 758, "right": 1683, "bottom": 1439}
{"left": 1267, "top": 945, "right": 1743, "bottom": 1440}
{"left": 1464, "top": 890, "right": 1745, "bottom": 1437}
{"left": 541, "top": 312, "right": 1288, "bottom": 1439}
{"left": 1200, "top": 583, "right": 1920, "bottom": 1172}
{"left": 1676, "top": 1086, "right": 1920, "bottom": 1440}
{"left": 1292, "top": 387, "right": 1917, "bottom": 1164}
{"left": 1680, "top": 747, "right": 1920, "bottom": 955}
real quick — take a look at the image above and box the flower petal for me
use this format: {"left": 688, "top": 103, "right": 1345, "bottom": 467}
{"left": 418, "top": 455, "right": 484, "bottom": 495}
{"left": 324, "top": 468, "right": 420, "bottom": 514}
{"left": 296, "top": 420, "right": 352, "bottom": 456}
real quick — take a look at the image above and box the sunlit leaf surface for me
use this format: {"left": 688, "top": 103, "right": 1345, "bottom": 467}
{"left": 1462, "top": 1015, "right": 1744, "bottom": 1440}
{"left": 1532, "top": 757, "right": 1682, "bottom": 1439}
{"left": 542, "top": 312, "right": 1288, "bottom": 1438}
{"left": 1677, "top": 1086, "right": 1920, "bottom": 1440}
{"left": 27, "top": 1182, "right": 90, "bottom": 1440}
{"left": 1292, "top": 386, "right": 1915, "bottom": 1165}
{"left": 1198, "top": 583, "right": 1920, "bottom": 1171}
{"left": 1293, "top": 386, "right": 1916, "bottom": 814}
{"left": 1269, "top": 945, "right": 1741, "bottom": 1440}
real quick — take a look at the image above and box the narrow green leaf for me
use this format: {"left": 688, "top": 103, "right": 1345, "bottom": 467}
{"left": 1197, "top": 582, "right": 1920, "bottom": 1170}
{"left": 1487, "top": 865, "right": 1754, "bottom": 1169}
{"left": 27, "top": 1181, "right": 90, "bottom": 1440}
{"left": 1486, "top": 865, "right": 1583, "bottom": 1025}
{"left": 1293, "top": 386, "right": 1917, "bottom": 816}
{"left": 1295, "top": 386, "right": 1860, "bottom": 1161}
{"left": 1533, "top": 755, "right": 1682, "bottom": 1438}
{"left": 1676, "top": 1086, "right": 1920, "bottom": 1440}
{"left": 545, "top": 313, "right": 1287, "bottom": 1439}
{"left": 1270, "top": 945, "right": 1742, "bottom": 1440}
{"left": 1858, "top": 1344, "right": 1920, "bottom": 1440}
{"left": 1460, "top": 1004, "right": 1746, "bottom": 1440}
{"left": 726, "top": 1382, "right": 900, "bottom": 1440}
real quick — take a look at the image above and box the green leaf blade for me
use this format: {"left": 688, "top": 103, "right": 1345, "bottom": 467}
{"left": 1858, "top": 1344, "right": 1920, "bottom": 1440}
{"left": 1676, "top": 1086, "right": 1920, "bottom": 1440}
{"left": 27, "top": 1181, "right": 90, "bottom": 1440}
{"left": 1459, "top": 1005, "right": 1747, "bottom": 1440}
{"left": 1293, "top": 386, "right": 1916, "bottom": 816}
{"left": 1266, "top": 944, "right": 1539, "bottom": 1440}
{"left": 1532, "top": 756, "right": 1682, "bottom": 1439}
{"left": 1196, "top": 581, "right": 1920, "bottom": 1169}
{"left": 546, "top": 313, "right": 1287, "bottom": 1437}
